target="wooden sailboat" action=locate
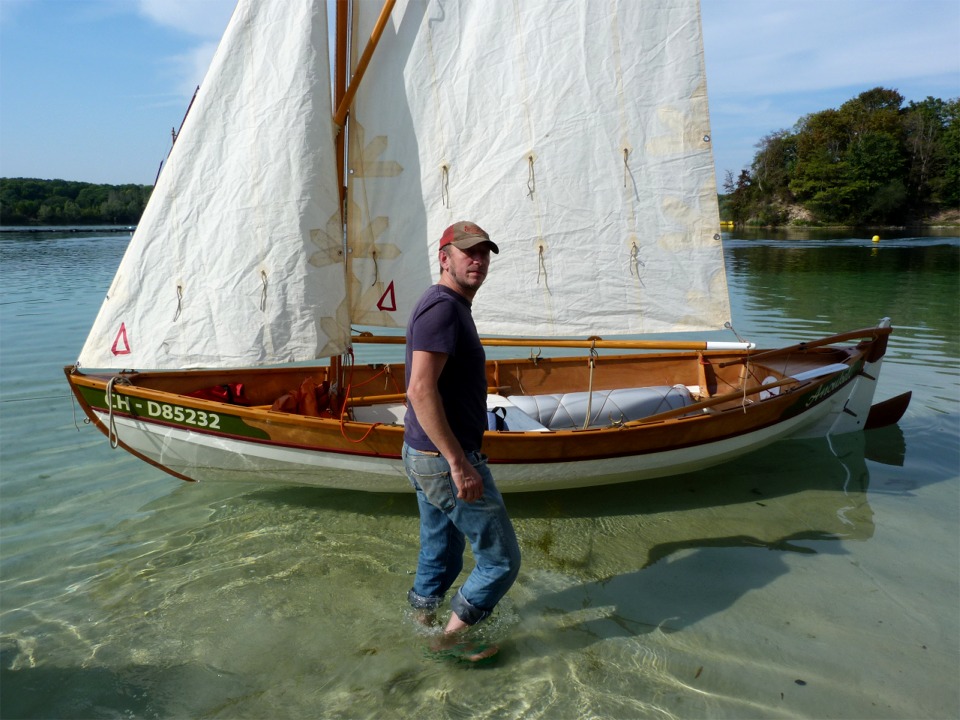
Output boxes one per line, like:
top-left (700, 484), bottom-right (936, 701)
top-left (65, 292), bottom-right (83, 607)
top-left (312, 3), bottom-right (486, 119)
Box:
top-left (65, 0), bottom-right (909, 493)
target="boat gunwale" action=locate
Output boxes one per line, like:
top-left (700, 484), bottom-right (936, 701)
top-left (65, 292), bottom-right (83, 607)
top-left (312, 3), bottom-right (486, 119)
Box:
top-left (64, 337), bottom-right (874, 468)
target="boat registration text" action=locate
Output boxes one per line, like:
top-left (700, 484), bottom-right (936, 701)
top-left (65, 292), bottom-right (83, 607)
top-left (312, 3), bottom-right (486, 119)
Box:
top-left (108, 393), bottom-right (222, 430)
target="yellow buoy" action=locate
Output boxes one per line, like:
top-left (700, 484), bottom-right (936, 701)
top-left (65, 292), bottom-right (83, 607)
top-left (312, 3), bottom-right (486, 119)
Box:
top-left (872, 235), bottom-right (880, 242)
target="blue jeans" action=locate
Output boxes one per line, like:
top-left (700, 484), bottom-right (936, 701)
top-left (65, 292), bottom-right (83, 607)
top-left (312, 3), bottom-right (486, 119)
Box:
top-left (402, 443), bottom-right (521, 625)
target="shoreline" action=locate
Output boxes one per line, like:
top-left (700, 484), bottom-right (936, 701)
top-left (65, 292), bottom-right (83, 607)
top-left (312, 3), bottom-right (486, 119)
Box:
top-left (0, 226), bottom-right (135, 233)
top-left (4, 223), bottom-right (958, 234)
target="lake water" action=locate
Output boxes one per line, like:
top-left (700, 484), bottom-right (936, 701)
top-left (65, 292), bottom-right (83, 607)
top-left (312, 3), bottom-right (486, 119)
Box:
top-left (1, 228), bottom-right (957, 719)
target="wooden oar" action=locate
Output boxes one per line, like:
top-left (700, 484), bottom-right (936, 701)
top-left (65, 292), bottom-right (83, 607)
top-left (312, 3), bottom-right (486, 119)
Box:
top-left (623, 375), bottom-right (807, 426)
top-left (717, 326), bottom-right (890, 368)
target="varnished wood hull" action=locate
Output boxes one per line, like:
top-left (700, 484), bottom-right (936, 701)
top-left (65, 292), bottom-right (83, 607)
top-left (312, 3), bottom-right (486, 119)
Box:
top-left (65, 324), bottom-right (898, 492)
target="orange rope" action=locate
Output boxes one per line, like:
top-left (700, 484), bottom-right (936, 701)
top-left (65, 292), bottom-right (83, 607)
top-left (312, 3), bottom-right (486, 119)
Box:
top-left (336, 351), bottom-right (402, 444)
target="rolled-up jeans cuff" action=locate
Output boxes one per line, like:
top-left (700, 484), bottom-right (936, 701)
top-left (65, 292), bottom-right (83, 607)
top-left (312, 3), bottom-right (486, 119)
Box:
top-left (451, 589), bottom-right (491, 626)
top-left (408, 588), bottom-right (444, 610)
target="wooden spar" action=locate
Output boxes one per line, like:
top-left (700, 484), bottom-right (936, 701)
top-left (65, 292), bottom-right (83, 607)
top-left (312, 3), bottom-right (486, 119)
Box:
top-left (716, 325), bottom-right (890, 368)
top-left (333, 0), bottom-right (397, 129)
top-left (334, 0), bottom-right (349, 210)
top-left (351, 334), bottom-right (740, 351)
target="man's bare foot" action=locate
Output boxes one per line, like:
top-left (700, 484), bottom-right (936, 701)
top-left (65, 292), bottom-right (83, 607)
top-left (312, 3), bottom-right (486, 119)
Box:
top-left (428, 638), bottom-right (499, 664)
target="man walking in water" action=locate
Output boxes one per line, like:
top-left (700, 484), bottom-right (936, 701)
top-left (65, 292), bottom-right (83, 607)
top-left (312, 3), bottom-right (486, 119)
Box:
top-left (402, 221), bottom-right (521, 663)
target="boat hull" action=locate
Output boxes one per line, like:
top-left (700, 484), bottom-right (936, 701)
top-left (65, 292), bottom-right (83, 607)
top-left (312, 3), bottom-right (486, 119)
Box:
top-left (65, 325), bottom-right (898, 493)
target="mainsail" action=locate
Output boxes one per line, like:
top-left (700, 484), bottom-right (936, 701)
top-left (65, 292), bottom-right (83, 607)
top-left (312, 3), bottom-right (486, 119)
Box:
top-left (78, 0), bottom-right (730, 370)
top-left (347, 0), bottom-right (730, 337)
top-left (77, 0), bottom-right (348, 370)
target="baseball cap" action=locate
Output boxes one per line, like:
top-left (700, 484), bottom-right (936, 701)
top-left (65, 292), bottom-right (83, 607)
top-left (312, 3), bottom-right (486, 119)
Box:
top-left (438, 221), bottom-right (499, 254)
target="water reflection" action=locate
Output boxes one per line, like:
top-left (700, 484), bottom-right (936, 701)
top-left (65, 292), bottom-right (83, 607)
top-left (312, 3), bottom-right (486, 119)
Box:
top-left (0, 657), bottom-right (246, 720)
top-left (245, 429), bottom-right (882, 588)
top-left (725, 240), bottom-right (960, 352)
top-left (2, 229), bottom-right (956, 718)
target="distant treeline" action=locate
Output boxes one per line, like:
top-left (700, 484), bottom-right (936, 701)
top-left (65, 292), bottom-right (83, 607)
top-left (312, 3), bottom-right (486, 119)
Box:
top-left (0, 178), bottom-right (152, 226)
top-left (5, 87), bottom-right (958, 230)
top-left (720, 88), bottom-right (959, 227)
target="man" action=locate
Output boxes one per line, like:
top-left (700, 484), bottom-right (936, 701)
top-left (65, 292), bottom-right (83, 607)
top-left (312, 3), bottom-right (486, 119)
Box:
top-left (402, 220), bottom-right (521, 663)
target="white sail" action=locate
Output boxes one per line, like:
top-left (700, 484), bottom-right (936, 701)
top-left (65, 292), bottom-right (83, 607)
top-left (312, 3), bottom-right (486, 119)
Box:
top-left (347, 0), bottom-right (730, 337)
top-left (78, 0), bottom-right (348, 370)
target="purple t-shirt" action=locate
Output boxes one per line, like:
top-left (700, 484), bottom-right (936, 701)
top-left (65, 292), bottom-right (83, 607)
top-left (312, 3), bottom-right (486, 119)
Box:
top-left (404, 284), bottom-right (487, 454)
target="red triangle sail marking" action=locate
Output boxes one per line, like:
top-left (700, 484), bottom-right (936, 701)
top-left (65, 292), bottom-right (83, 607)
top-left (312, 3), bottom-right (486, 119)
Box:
top-left (376, 281), bottom-right (397, 312)
top-left (111, 323), bottom-right (131, 355)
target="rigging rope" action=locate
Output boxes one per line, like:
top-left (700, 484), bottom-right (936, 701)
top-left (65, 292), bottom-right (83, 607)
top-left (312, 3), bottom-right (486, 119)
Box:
top-left (104, 376), bottom-right (132, 449)
top-left (582, 341), bottom-right (599, 430)
top-left (526, 154), bottom-right (536, 198)
top-left (629, 240), bottom-right (645, 282)
top-left (440, 164), bottom-right (450, 207)
top-left (336, 349), bottom-right (402, 444)
top-left (173, 284), bottom-right (183, 322)
top-left (536, 244), bottom-right (549, 290)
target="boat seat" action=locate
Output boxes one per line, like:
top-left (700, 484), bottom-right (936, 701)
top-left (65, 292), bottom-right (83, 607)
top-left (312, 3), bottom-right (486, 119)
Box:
top-left (503, 385), bottom-right (694, 430)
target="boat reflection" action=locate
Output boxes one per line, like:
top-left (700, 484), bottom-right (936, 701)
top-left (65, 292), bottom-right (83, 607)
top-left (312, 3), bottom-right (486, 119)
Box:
top-left (250, 426), bottom-right (899, 582)
top-left (493, 431), bottom-right (883, 582)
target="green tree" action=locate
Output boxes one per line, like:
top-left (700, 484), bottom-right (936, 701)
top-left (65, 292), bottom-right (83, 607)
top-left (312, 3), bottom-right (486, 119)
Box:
top-left (752, 130), bottom-right (796, 202)
top-left (941, 98), bottom-right (960, 207)
top-left (721, 169), bottom-right (756, 226)
top-left (0, 177), bottom-right (153, 225)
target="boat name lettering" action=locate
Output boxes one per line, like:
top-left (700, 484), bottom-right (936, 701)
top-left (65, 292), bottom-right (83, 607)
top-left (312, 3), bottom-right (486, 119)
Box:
top-left (804, 366), bottom-right (856, 407)
top-left (145, 400), bottom-right (222, 430)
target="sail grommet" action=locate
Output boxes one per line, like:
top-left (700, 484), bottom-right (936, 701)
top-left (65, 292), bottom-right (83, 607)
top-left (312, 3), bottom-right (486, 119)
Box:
top-left (702, 134), bottom-right (711, 142)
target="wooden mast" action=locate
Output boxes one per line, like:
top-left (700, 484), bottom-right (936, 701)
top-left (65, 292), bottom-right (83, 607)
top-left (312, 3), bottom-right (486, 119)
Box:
top-left (334, 0), bottom-right (349, 213)
top-left (331, 0), bottom-right (350, 394)
top-left (332, 0), bottom-right (398, 396)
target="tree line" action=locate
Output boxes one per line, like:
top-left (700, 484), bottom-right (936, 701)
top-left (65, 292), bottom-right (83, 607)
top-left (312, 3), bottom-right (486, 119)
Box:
top-left (0, 178), bottom-right (152, 226)
top-left (721, 88), bottom-right (959, 227)
top-left (4, 88), bottom-right (957, 229)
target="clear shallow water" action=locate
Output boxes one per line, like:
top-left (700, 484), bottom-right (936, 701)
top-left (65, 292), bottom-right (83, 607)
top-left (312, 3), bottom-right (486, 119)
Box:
top-left (1, 229), bottom-right (957, 719)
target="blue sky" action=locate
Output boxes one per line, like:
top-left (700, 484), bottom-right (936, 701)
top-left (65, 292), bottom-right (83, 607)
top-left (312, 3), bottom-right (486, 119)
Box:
top-left (1, 0), bottom-right (958, 187)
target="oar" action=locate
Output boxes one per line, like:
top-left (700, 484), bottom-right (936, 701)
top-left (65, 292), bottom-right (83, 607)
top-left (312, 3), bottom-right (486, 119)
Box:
top-left (717, 326), bottom-right (890, 368)
top-left (623, 375), bottom-right (809, 426)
